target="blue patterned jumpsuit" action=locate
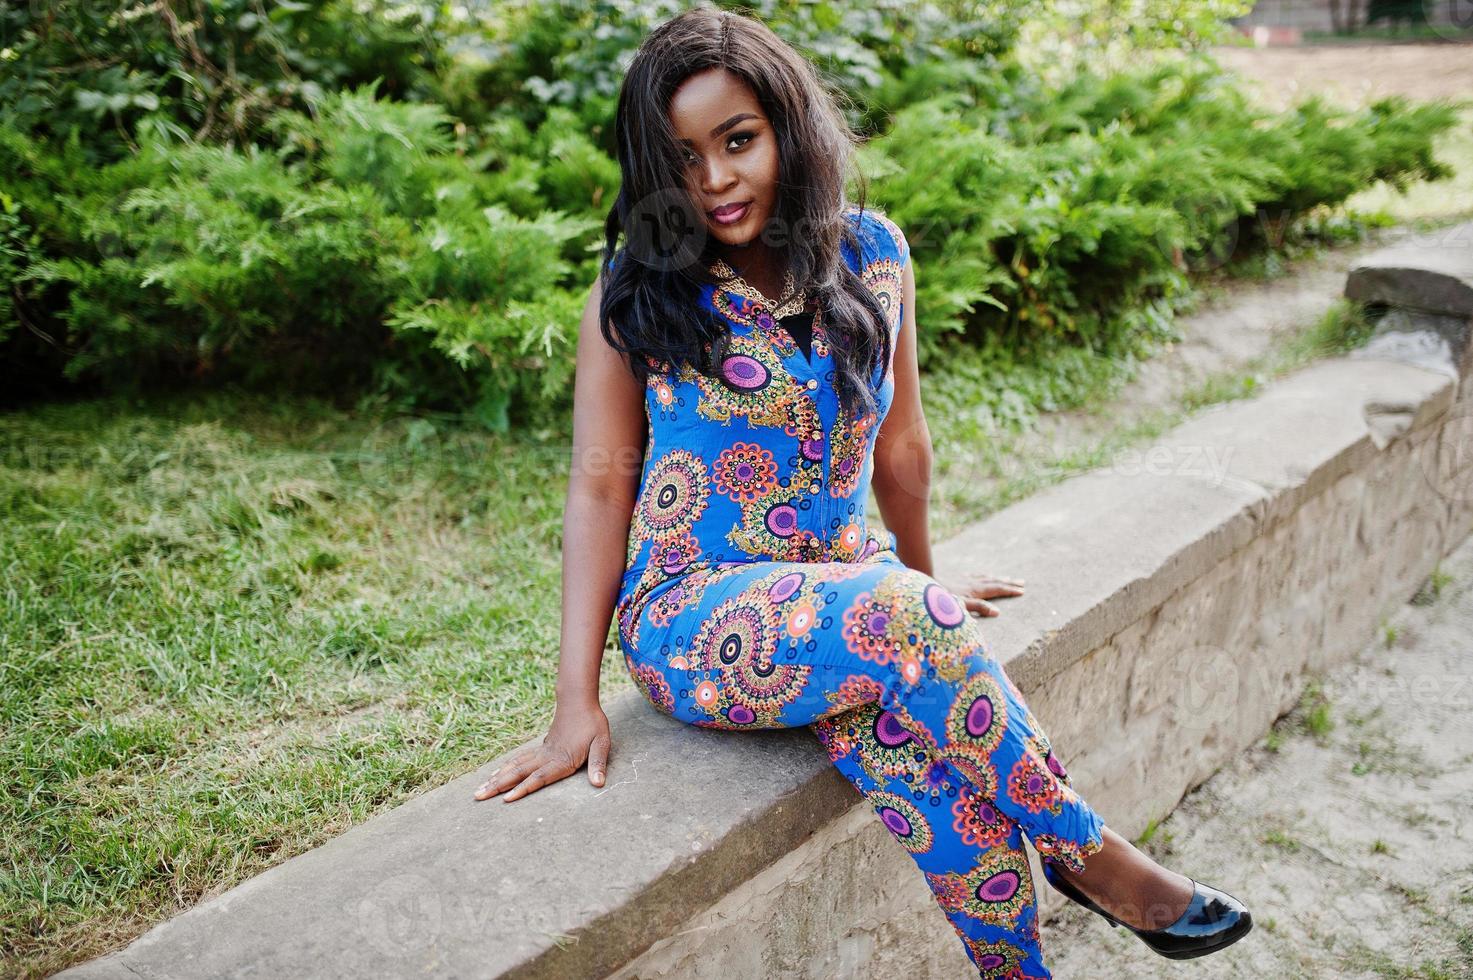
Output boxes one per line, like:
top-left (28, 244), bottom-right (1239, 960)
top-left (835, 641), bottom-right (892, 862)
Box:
top-left (614, 205), bottom-right (1107, 978)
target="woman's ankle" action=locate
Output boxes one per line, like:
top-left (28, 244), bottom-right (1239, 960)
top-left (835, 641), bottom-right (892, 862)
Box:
top-left (1047, 829), bottom-right (1194, 931)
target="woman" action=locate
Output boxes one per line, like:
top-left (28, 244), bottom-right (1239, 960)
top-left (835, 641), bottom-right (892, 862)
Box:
top-left (472, 8), bottom-right (1251, 977)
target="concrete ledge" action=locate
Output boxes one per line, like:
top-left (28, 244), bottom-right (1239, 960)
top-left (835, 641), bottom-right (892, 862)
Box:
top-left (1345, 222), bottom-right (1473, 318)
top-left (1346, 221), bottom-right (1473, 380)
top-left (62, 239), bottom-right (1473, 979)
top-left (59, 692), bottom-right (859, 980)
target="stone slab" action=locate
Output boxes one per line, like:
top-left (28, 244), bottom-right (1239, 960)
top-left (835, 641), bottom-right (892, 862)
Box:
top-left (1344, 221), bottom-right (1473, 319)
top-left (933, 357), bottom-right (1454, 691)
top-left (56, 695), bottom-right (858, 980)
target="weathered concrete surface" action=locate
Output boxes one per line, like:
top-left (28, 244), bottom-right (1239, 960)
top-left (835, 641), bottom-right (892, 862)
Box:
top-left (607, 804), bottom-right (980, 979)
top-left (1049, 528), bottom-right (1473, 978)
top-left (1015, 361), bottom-right (1464, 838)
top-left (937, 357), bottom-right (1458, 697)
top-left (1346, 222), bottom-right (1473, 381)
top-left (604, 355), bottom-right (1470, 979)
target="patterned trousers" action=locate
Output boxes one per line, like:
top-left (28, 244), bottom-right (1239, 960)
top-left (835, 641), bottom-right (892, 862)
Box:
top-left (620, 556), bottom-right (1107, 978)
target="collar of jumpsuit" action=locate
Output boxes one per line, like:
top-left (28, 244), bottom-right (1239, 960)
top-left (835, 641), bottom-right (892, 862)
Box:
top-left (618, 205), bottom-right (907, 633)
top-left (707, 257), bottom-right (818, 363)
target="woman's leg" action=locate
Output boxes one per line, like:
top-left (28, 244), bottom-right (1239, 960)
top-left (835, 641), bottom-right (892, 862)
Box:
top-left (802, 605), bottom-right (1106, 979)
top-left (622, 558), bottom-right (1106, 978)
top-left (810, 700), bottom-right (1060, 978)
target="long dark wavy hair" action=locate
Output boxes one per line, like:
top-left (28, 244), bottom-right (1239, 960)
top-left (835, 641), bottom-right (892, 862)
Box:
top-left (597, 5), bottom-right (894, 421)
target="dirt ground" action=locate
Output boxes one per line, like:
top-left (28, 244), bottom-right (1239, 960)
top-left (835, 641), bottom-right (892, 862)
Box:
top-left (1213, 43), bottom-right (1473, 111)
top-left (1043, 528), bottom-right (1473, 978)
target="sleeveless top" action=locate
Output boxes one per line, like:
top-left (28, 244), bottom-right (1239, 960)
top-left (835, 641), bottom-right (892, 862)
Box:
top-left (612, 205), bottom-right (911, 646)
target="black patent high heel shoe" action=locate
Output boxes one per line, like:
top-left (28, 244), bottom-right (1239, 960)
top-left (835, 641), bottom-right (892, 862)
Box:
top-left (1040, 858), bottom-right (1253, 960)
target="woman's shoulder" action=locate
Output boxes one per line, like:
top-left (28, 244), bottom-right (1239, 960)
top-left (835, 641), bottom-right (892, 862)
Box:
top-left (841, 203), bottom-right (910, 270)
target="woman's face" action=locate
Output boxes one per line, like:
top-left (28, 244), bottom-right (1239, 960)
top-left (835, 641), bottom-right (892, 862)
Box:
top-left (667, 67), bottom-right (779, 252)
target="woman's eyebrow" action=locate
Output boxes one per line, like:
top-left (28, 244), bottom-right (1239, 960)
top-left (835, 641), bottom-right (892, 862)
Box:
top-left (679, 112), bottom-right (759, 144)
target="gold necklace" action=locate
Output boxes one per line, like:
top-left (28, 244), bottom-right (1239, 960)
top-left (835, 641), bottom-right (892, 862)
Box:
top-left (709, 257), bottom-right (808, 318)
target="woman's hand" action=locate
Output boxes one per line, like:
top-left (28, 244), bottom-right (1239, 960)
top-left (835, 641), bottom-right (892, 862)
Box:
top-left (472, 697), bottom-right (612, 804)
top-left (937, 571), bottom-right (1026, 618)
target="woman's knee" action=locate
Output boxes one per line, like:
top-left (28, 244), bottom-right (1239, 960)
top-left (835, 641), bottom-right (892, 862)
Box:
top-left (840, 566), bottom-right (989, 685)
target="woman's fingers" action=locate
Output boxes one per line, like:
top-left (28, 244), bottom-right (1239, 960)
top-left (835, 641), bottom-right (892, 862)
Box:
top-left (472, 707), bottom-right (611, 803)
top-left (968, 574), bottom-right (1024, 599)
top-left (587, 731), bottom-right (611, 787)
top-left (474, 752), bottom-right (532, 800)
top-left (966, 595), bottom-right (1000, 617)
top-left (501, 760), bottom-right (568, 803)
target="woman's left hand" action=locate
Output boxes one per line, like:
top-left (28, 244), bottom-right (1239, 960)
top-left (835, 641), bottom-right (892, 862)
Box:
top-left (937, 572), bottom-right (1026, 618)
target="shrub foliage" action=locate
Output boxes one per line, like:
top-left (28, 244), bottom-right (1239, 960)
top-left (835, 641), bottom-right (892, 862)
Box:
top-left (0, 1), bottom-right (1457, 426)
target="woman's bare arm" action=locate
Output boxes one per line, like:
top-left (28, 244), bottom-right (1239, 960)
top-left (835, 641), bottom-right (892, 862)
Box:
top-left (872, 255), bottom-right (1025, 615)
top-left (554, 276), bottom-right (647, 706)
top-left (474, 274), bottom-right (645, 803)
top-left (873, 254), bottom-right (936, 576)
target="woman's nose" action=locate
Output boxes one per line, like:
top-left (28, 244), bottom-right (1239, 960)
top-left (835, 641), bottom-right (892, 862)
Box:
top-left (701, 158), bottom-right (735, 193)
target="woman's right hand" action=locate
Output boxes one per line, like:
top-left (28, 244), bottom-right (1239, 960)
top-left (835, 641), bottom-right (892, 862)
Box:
top-left (472, 698), bottom-right (612, 803)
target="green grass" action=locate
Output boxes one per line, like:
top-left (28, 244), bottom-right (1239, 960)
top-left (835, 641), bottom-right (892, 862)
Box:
top-left (1411, 563), bottom-right (1454, 605)
top-left (0, 392), bottom-right (639, 976)
top-left (1261, 827), bottom-right (1303, 853)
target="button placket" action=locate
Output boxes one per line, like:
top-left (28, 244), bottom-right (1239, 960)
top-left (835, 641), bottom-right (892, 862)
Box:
top-left (814, 373), bottom-right (834, 560)
top-left (711, 267), bottom-right (833, 557)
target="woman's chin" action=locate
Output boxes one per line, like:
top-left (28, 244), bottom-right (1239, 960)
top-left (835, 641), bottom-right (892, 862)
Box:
top-left (708, 223), bottom-right (753, 245)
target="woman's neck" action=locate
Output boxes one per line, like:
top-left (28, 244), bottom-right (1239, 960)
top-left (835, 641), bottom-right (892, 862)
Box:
top-left (717, 243), bottom-right (787, 304)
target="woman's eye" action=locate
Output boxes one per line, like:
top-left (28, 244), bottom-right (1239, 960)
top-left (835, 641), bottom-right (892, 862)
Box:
top-left (683, 132), bottom-right (755, 165)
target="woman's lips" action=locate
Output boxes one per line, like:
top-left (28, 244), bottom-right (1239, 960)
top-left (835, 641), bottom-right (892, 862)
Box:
top-left (709, 201), bottom-right (752, 225)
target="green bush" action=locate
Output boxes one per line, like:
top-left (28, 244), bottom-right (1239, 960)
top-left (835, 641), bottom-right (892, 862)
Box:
top-left (0, 6), bottom-right (1458, 427)
top-left (2, 91), bottom-right (601, 427)
top-left (0, 0), bottom-right (451, 164)
top-left (861, 57), bottom-right (1456, 367)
